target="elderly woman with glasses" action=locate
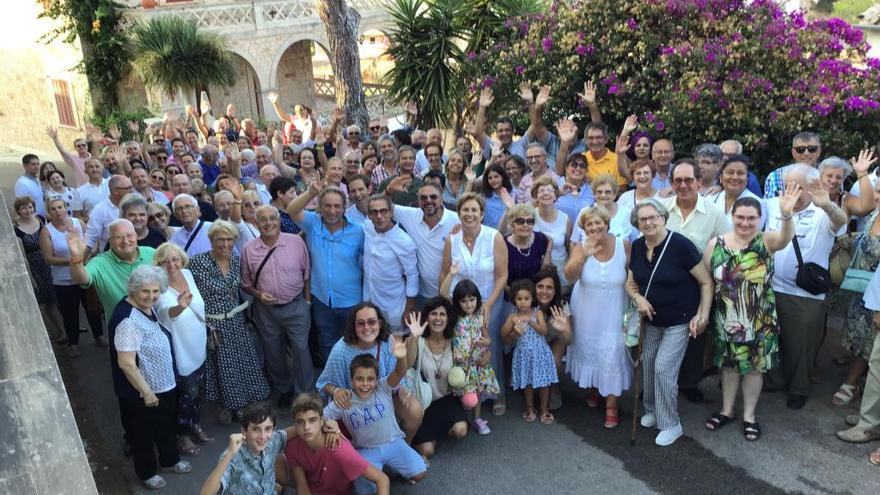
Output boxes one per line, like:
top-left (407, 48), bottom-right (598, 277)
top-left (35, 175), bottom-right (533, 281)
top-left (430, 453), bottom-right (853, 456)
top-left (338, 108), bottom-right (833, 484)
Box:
top-left (531, 176), bottom-right (572, 291)
top-left (188, 220), bottom-right (270, 425)
top-left (153, 242), bottom-right (212, 456)
top-left (572, 174), bottom-right (637, 247)
top-left (109, 265), bottom-right (191, 489)
top-left (625, 198), bottom-right (714, 447)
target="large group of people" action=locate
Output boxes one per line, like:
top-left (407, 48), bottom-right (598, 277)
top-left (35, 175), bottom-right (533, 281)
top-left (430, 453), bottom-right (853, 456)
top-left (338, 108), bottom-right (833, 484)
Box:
top-left (12, 83), bottom-right (880, 493)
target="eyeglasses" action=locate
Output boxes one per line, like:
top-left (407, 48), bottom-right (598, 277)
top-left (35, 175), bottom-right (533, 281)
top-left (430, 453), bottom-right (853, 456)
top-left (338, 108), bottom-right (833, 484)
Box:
top-left (513, 217), bottom-right (535, 226)
top-left (526, 155), bottom-right (544, 162)
top-left (419, 194), bottom-right (439, 201)
top-left (74, 143), bottom-right (87, 148)
top-left (638, 214), bottom-right (662, 224)
top-left (154, 139), bottom-right (165, 144)
top-left (174, 204), bottom-right (196, 211)
top-left (569, 161), bottom-right (588, 169)
top-left (356, 318), bottom-right (379, 327)
top-left (148, 212), bottom-right (165, 220)
top-left (156, 155), bottom-right (168, 161)
top-left (673, 177), bottom-right (696, 186)
top-left (349, 131), bottom-right (360, 135)
top-left (255, 216), bottom-right (279, 224)
top-left (370, 126), bottom-right (381, 131)
top-left (793, 145), bottom-right (820, 154)
top-left (150, 174), bottom-right (165, 180)
top-left (369, 208), bottom-right (390, 216)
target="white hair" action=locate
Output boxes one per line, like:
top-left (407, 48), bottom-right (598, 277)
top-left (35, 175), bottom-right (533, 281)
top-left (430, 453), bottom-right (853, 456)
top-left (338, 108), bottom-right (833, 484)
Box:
top-left (171, 193), bottom-right (198, 210)
top-left (241, 149), bottom-right (256, 162)
top-left (127, 265), bottom-right (168, 295)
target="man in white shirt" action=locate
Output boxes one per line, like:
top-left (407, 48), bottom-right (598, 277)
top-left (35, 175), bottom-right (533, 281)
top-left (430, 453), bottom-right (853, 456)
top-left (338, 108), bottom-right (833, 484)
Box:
top-left (391, 182), bottom-right (460, 304)
top-left (86, 175), bottom-right (132, 254)
top-left (131, 167), bottom-right (169, 205)
top-left (415, 128), bottom-right (447, 175)
top-left (362, 195), bottom-right (419, 331)
top-left (661, 159), bottom-right (731, 403)
top-left (169, 194), bottom-right (213, 257)
top-left (14, 154), bottom-right (46, 216)
top-left (72, 158), bottom-right (109, 223)
top-left (257, 165), bottom-right (279, 205)
top-left (836, 268), bottom-right (880, 451)
top-left (765, 164), bottom-right (847, 410)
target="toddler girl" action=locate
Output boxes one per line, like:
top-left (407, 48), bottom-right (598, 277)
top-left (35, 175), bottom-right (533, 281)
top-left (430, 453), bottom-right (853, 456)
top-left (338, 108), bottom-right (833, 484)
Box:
top-left (502, 279), bottom-right (558, 425)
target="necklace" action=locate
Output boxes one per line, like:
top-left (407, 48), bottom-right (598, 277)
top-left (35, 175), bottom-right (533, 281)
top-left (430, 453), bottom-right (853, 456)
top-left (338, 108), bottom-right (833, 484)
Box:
top-left (427, 338), bottom-right (447, 379)
top-left (511, 234), bottom-right (533, 257)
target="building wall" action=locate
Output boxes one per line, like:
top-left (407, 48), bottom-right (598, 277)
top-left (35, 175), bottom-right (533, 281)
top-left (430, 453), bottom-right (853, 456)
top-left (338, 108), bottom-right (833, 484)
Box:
top-left (277, 41), bottom-right (318, 115)
top-left (208, 54), bottom-right (263, 122)
top-left (0, 2), bottom-right (91, 153)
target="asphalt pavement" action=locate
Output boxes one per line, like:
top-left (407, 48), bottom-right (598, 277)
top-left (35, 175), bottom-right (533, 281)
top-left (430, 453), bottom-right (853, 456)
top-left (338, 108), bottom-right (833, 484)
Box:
top-left (52, 317), bottom-right (878, 495)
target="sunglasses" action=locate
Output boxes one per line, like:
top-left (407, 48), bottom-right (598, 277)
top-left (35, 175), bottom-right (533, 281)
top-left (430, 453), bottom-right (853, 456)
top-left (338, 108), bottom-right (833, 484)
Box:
top-left (569, 161), bottom-right (588, 169)
top-left (370, 126), bottom-right (381, 131)
top-left (419, 194), bottom-right (439, 201)
top-left (673, 177), bottom-right (696, 185)
top-left (513, 217), bottom-right (535, 226)
top-left (793, 145), bottom-right (820, 154)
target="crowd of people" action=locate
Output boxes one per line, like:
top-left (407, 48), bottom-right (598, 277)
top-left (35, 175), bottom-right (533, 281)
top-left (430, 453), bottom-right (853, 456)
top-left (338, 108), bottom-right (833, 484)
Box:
top-left (11, 83), bottom-right (880, 493)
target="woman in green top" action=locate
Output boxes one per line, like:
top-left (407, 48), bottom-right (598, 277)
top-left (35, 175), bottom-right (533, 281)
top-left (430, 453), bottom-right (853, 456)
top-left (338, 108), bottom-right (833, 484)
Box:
top-left (703, 185), bottom-right (798, 441)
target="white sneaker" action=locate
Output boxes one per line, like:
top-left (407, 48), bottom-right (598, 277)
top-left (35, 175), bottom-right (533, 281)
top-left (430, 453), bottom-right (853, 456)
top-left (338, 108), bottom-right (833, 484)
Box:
top-left (655, 423), bottom-right (683, 446)
top-left (142, 475), bottom-right (166, 490)
top-left (640, 413), bottom-right (656, 428)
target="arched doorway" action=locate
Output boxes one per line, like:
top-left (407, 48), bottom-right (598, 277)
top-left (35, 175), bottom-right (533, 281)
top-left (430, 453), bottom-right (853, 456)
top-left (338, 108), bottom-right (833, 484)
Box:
top-left (207, 53), bottom-right (263, 121)
top-left (276, 40), bottom-right (333, 118)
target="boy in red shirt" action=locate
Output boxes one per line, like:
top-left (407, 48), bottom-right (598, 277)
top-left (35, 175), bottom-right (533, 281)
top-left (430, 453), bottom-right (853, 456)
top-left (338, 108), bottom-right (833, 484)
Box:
top-left (282, 393), bottom-right (390, 495)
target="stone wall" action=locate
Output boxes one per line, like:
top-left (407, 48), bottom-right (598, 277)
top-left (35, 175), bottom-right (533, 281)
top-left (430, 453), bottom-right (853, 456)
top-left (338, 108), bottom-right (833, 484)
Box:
top-left (208, 55), bottom-right (263, 123)
top-left (276, 40), bottom-right (318, 117)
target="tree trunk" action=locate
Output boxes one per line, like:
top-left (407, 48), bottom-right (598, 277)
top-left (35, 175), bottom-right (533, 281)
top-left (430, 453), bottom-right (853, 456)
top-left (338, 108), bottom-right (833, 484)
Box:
top-left (316, 0), bottom-right (369, 131)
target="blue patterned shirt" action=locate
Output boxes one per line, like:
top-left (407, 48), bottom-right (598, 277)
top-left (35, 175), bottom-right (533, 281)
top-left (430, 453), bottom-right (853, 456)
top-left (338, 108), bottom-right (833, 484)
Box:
top-left (220, 430), bottom-right (287, 495)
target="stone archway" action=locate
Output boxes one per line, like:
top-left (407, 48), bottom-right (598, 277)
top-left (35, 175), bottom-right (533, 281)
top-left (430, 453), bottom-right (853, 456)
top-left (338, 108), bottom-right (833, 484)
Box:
top-left (208, 53), bottom-right (263, 121)
top-left (274, 39), bottom-right (334, 117)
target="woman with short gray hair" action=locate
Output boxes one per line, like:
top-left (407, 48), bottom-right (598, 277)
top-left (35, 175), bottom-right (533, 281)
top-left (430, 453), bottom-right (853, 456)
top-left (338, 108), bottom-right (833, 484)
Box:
top-left (625, 199), bottom-right (714, 447)
top-left (109, 265), bottom-right (191, 490)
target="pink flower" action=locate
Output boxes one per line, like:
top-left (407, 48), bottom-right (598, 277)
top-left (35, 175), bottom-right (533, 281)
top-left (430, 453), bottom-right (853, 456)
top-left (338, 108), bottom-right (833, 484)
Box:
top-left (541, 36), bottom-right (553, 53)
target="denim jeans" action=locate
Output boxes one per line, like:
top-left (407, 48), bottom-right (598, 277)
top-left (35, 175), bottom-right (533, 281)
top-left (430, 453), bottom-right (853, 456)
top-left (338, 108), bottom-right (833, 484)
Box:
top-left (311, 299), bottom-right (354, 362)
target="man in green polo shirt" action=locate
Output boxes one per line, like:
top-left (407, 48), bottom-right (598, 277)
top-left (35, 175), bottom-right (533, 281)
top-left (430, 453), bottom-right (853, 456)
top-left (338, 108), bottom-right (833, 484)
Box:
top-left (68, 218), bottom-right (156, 323)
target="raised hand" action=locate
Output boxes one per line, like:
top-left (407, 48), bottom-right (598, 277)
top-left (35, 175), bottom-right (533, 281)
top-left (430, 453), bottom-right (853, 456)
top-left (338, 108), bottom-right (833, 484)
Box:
top-left (308, 176), bottom-right (327, 195)
top-left (404, 311), bottom-right (428, 338)
top-left (332, 108), bottom-right (343, 123)
top-left (267, 91), bottom-right (278, 104)
top-left (464, 164), bottom-right (476, 182)
top-left (498, 187), bottom-right (514, 207)
top-left (470, 152), bottom-right (482, 167)
top-left (479, 87), bottom-right (494, 108)
top-left (390, 334), bottom-right (408, 359)
top-left (66, 229), bottom-right (87, 260)
top-left (577, 80), bottom-right (597, 105)
top-left (535, 85), bottom-right (551, 108)
top-left (622, 114), bottom-right (638, 134)
top-left (851, 149), bottom-right (877, 175)
top-left (549, 305), bottom-right (567, 329)
top-left (518, 82), bottom-right (534, 103)
top-left (226, 103), bottom-right (236, 118)
top-left (127, 120), bottom-right (140, 134)
top-left (405, 100), bottom-right (418, 116)
top-left (230, 182), bottom-right (244, 199)
top-left (615, 133), bottom-right (631, 154)
top-left (108, 123), bottom-right (121, 141)
top-left (44, 126), bottom-right (58, 140)
top-left (226, 433), bottom-right (245, 455)
top-left (779, 181), bottom-right (801, 218)
top-left (582, 234), bottom-right (600, 258)
top-left (177, 289), bottom-right (193, 310)
top-left (556, 118), bottom-right (578, 144)
top-left (314, 131), bottom-right (326, 146)
top-left (806, 178), bottom-right (831, 208)
top-left (185, 104), bottom-right (196, 117)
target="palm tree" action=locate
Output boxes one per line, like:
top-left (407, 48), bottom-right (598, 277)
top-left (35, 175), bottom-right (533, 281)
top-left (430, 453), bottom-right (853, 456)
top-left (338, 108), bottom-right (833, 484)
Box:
top-left (128, 16), bottom-right (236, 102)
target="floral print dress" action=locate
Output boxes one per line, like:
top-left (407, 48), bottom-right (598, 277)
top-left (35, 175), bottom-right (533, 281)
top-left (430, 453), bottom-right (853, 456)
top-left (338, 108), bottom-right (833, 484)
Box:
top-left (842, 211), bottom-right (880, 361)
top-left (709, 234), bottom-right (779, 375)
top-left (452, 314), bottom-right (500, 399)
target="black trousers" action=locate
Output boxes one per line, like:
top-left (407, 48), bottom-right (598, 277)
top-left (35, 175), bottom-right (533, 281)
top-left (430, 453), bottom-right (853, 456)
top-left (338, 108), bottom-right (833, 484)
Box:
top-left (677, 331), bottom-right (707, 389)
top-left (54, 284), bottom-right (103, 345)
top-left (118, 389), bottom-right (180, 480)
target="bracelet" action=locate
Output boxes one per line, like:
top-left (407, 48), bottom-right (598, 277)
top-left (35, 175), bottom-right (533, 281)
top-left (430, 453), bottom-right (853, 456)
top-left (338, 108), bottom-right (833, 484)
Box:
top-left (780, 214), bottom-right (793, 221)
top-left (233, 200), bottom-right (242, 205)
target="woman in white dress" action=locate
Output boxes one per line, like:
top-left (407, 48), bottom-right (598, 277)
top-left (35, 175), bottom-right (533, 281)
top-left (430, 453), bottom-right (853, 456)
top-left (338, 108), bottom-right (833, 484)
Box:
top-left (564, 204), bottom-right (632, 429)
top-left (153, 242), bottom-right (212, 456)
top-left (441, 192), bottom-right (510, 415)
top-left (531, 175), bottom-right (573, 292)
top-left (572, 174), bottom-right (637, 246)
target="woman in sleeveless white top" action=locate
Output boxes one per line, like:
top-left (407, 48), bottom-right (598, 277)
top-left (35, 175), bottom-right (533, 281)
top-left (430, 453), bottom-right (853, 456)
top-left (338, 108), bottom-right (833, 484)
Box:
top-left (46, 216), bottom-right (82, 285)
top-left (564, 204), bottom-right (632, 427)
top-left (441, 194), bottom-right (510, 414)
top-left (534, 202), bottom-right (571, 291)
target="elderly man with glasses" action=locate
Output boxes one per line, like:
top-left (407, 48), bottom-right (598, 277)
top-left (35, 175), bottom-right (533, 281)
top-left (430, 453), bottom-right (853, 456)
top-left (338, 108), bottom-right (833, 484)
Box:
top-left (515, 143), bottom-right (559, 204)
top-left (86, 174), bottom-right (133, 255)
top-left (169, 194), bottom-right (213, 257)
top-left (764, 132), bottom-right (823, 199)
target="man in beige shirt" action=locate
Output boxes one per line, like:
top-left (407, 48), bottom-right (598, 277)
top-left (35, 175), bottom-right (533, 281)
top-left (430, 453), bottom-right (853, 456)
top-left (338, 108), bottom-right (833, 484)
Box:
top-left (662, 159), bottom-right (731, 404)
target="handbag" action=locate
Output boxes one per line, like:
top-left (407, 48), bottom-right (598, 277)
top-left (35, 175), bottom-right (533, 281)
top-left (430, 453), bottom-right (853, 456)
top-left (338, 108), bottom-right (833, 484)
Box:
top-left (829, 233), bottom-right (858, 286)
top-left (623, 233), bottom-right (671, 347)
top-left (190, 307), bottom-right (222, 352)
top-left (403, 338), bottom-right (434, 410)
top-left (839, 231), bottom-right (874, 293)
top-left (792, 235), bottom-right (832, 295)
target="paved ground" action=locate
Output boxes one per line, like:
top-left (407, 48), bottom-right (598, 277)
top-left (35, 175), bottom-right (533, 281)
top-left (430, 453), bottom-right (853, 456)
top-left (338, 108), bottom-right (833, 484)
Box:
top-left (47, 318), bottom-right (878, 495)
top-left (4, 152), bottom-right (878, 494)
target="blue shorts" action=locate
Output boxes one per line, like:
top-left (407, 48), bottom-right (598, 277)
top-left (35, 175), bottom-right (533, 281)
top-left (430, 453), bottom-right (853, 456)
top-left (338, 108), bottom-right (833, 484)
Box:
top-left (353, 437), bottom-right (426, 494)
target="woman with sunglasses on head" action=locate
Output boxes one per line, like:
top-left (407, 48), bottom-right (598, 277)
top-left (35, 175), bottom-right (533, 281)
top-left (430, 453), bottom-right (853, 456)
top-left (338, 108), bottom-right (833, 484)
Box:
top-left (38, 161), bottom-right (59, 193)
top-left (503, 155), bottom-right (526, 192)
top-left (555, 154), bottom-right (596, 229)
top-left (149, 169), bottom-right (173, 202)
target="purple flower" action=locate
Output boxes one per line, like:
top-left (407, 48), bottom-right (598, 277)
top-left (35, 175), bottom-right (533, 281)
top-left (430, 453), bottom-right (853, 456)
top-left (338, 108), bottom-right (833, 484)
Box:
top-left (467, 51), bottom-right (476, 60)
top-left (643, 111), bottom-right (657, 123)
top-left (575, 45), bottom-right (587, 56)
top-left (626, 18), bottom-right (639, 30)
top-left (660, 46), bottom-right (675, 56)
top-left (578, 32), bottom-right (586, 41)
top-left (769, 111), bottom-right (778, 123)
top-left (818, 84), bottom-right (831, 95)
top-left (608, 85), bottom-right (620, 95)
top-left (655, 120), bottom-right (666, 131)
top-left (541, 36), bottom-right (553, 53)
top-left (585, 44), bottom-right (595, 55)
top-left (482, 76), bottom-right (496, 88)
top-left (705, 52), bottom-right (717, 64)
top-left (515, 65), bottom-right (525, 75)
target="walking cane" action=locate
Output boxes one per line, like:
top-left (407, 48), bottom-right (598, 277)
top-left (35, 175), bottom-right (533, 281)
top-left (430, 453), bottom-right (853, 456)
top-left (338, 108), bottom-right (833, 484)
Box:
top-left (630, 317), bottom-right (646, 446)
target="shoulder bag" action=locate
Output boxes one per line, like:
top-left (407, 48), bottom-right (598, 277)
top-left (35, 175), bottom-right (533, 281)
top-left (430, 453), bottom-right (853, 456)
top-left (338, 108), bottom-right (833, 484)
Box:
top-left (246, 246), bottom-right (278, 323)
top-left (792, 235), bottom-right (832, 295)
top-left (623, 233), bottom-right (671, 347)
top-left (402, 338), bottom-right (434, 410)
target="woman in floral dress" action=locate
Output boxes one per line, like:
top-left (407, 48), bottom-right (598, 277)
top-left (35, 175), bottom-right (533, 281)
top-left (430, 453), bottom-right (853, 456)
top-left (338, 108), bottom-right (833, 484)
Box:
top-left (703, 188), bottom-right (797, 441)
top-left (188, 221), bottom-right (269, 425)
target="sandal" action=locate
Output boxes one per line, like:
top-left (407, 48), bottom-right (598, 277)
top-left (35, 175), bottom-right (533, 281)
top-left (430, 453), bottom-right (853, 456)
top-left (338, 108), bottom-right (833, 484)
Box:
top-left (177, 436), bottom-right (200, 457)
top-left (540, 411), bottom-right (555, 425)
top-left (743, 421), bottom-right (761, 441)
top-left (492, 399), bottom-right (507, 416)
top-left (705, 412), bottom-right (736, 431)
top-left (142, 475), bottom-right (166, 490)
top-left (604, 406), bottom-right (619, 429)
top-left (586, 390), bottom-right (600, 408)
top-left (191, 425), bottom-right (215, 444)
top-left (522, 409), bottom-right (537, 423)
top-left (836, 426), bottom-right (880, 443)
top-left (870, 448), bottom-right (880, 466)
top-left (832, 383), bottom-right (860, 406)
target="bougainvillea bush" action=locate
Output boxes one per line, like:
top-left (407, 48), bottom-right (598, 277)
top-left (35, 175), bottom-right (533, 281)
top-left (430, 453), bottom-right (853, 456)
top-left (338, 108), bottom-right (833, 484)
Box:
top-left (465, 0), bottom-right (880, 174)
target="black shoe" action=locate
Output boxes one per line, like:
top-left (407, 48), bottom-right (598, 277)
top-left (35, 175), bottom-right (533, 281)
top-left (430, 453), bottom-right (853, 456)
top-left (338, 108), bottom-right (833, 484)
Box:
top-left (277, 391), bottom-right (294, 409)
top-left (682, 388), bottom-right (704, 404)
top-left (786, 394), bottom-right (807, 410)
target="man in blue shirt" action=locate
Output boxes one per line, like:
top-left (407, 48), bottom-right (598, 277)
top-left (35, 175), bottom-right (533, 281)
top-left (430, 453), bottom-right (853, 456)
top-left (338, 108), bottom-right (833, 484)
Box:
top-left (286, 179), bottom-right (364, 362)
